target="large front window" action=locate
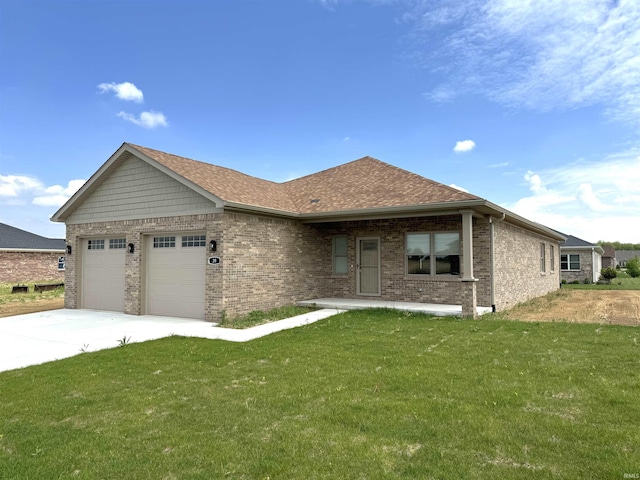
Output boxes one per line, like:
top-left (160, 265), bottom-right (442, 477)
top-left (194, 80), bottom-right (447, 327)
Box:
top-left (406, 232), bottom-right (460, 276)
top-left (561, 254), bottom-right (580, 271)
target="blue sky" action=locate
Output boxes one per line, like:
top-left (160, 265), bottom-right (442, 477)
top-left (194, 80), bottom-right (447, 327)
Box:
top-left (1, 0), bottom-right (639, 243)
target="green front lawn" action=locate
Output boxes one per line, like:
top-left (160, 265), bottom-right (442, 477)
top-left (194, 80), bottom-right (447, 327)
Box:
top-left (563, 271), bottom-right (640, 290)
top-left (1, 310), bottom-right (638, 479)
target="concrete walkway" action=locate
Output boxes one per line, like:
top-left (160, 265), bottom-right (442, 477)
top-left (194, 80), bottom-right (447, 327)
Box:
top-left (0, 308), bottom-right (344, 373)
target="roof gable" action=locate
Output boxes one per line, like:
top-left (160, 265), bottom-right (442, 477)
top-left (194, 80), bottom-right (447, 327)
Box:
top-left (283, 156), bottom-right (480, 214)
top-left (0, 223), bottom-right (65, 250)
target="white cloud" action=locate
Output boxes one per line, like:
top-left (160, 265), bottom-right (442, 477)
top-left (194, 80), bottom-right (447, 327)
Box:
top-left (117, 111), bottom-right (168, 129)
top-left (97, 82), bottom-right (144, 103)
top-left (408, 0), bottom-right (640, 126)
top-left (0, 175), bottom-right (43, 197)
top-left (453, 140), bottom-right (475, 152)
top-left (1, 175), bottom-right (85, 208)
top-left (449, 183), bottom-right (469, 192)
top-left (503, 150), bottom-right (640, 242)
top-left (488, 162), bottom-right (509, 168)
top-left (33, 179), bottom-right (86, 207)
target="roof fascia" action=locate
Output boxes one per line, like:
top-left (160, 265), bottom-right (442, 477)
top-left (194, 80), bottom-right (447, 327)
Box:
top-left (560, 245), bottom-right (605, 254)
top-left (223, 202), bottom-right (300, 218)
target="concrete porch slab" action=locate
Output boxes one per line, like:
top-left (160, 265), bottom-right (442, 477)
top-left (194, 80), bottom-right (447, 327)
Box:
top-left (298, 298), bottom-right (492, 317)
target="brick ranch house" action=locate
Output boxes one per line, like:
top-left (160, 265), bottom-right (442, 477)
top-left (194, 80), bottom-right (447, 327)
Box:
top-left (558, 234), bottom-right (604, 284)
top-left (52, 143), bottom-right (563, 322)
top-left (0, 222), bottom-right (65, 283)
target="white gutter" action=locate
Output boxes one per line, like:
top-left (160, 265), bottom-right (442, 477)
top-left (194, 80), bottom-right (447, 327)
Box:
top-left (489, 213), bottom-right (506, 311)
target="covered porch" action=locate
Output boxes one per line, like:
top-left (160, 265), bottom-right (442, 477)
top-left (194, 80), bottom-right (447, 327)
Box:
top-left (298, 298), bottom-right (492, 317)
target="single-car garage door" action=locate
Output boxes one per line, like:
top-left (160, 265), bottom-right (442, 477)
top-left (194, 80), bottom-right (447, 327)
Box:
top-left (82, 238), bottom-right (126, 312)
top-left (146, 233), bottom-right (206, 320)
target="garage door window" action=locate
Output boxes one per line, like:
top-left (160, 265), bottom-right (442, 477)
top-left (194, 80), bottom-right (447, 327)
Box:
top-left (153, 236), bottom-right (176, 248)
top-left (182, 235), bottom-right (206, 247)
top-left (109, 238), bottom-right (126, 249)
top-left (87, 239), bottom-right (105, 250)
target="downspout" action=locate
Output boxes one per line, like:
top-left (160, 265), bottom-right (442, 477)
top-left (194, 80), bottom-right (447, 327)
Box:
top-left (489, 213), bottom-right (506, 312)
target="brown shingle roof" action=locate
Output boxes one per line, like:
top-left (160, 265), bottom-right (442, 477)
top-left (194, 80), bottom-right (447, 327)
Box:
top-left (129, 144), bottom-right (298, 213)
top-left (284, 156), bottom-right (480, 213)
top-left (128, 144), bottom-right (481, 216)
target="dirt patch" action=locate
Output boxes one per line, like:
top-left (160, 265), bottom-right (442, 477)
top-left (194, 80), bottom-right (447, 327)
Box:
top-left (501, 289), bottom-right (640, 326)
top-left (0, 297), bottom-right (64, 318)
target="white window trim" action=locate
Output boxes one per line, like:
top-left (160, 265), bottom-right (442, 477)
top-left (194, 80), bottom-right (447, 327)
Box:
top-left (561, 253), bottom-right (581, 271)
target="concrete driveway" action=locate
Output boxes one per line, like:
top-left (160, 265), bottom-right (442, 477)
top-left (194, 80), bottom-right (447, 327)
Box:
top-left (0, 308), bottom-right (344, 373)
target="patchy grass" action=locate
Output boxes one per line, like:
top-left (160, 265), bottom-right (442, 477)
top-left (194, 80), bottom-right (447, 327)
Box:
top-left (0, 282), bottom-right (65, 317)
top-left (218, 305), bottom-right (318, 329)
top-left (0, 310), bottom-right (638, 479)
top-left (562, 271), bottom-right (640, 290)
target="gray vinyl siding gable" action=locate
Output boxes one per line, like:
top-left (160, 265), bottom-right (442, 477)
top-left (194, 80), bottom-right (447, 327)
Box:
top-left (66, 154), bottom-right (220, 224)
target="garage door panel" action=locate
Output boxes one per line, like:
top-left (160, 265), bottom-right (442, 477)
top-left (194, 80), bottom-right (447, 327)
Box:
top-left (146, 234), bottom-right (206, 320)
top-left (82, 238), bottom-right (126, 312)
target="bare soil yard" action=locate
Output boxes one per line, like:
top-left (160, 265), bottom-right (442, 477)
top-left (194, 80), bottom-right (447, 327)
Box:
top-left (0, 296), bottom-right (64, 318)
top-left (500, 289), bottom-right (640, 326)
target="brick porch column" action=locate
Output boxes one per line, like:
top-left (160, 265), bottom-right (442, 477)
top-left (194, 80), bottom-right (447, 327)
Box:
top-left (460, 210), bottom-right (478, 318)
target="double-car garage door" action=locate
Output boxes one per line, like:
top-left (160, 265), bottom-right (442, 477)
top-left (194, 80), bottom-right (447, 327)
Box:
top-left (81, 233), bottom-right (206, 319)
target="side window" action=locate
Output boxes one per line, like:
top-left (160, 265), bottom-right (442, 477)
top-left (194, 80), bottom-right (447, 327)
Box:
top-left (332, 236), bottom-right (348, 275)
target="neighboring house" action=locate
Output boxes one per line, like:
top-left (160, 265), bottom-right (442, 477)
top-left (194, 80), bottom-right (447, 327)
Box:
top-left (51, 143), bottom-right (563, 321)
top-left (617, 250), bottom-right (640, 268)
top-left (601, 245), bottom-right (617, 269)
top-left (0, 223), bottom-right (66, 283)
top-left (559, 234), bottom-right (604, 284)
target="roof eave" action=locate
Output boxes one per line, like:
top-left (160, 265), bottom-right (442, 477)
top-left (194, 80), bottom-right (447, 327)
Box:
top-left (561, 245), bottom-right (605, 254)
top-left (223, 202), bottom-right (301, 218)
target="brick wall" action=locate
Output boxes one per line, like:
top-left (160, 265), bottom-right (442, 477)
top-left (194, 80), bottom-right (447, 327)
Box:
top-left (220, 212), bottom-right (325, 319)
top-left (560, 250), bottom-right (595, 283)
top-left (64, 211), bottom-right (561, 321)
top-left (303, 216), bottom-right (493, 307)
top-left (492, 220), bottom-right (560, 311)
top-left (0, 251), bottom-right (65, 283)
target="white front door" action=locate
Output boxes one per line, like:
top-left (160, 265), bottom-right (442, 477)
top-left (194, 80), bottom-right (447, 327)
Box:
top-left (357, 237), bottom-right (380, 296)
top-left (146, 233), bottom-right (206, 320)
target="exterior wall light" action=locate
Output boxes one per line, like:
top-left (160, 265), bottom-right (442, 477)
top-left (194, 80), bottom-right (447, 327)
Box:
top-left (66, 245), bottom-right (72, 254)
top-left (210, 240), bottom-right (217, 252)
top-left (128, 243), bottom-right (135, 254)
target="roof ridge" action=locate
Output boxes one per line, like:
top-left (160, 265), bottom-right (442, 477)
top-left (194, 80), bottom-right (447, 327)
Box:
top-left (126, 143), bottom-right (281, 186)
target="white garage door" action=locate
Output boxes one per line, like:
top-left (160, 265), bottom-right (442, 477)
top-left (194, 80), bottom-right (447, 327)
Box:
top-left (146, 234), bottom-right (206, 320)
top-left (82, 238), bottom-right (126, 312)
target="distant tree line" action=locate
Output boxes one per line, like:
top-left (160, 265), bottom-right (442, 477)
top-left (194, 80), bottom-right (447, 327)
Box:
top-left (597, 241), bottom-right (640, 250)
